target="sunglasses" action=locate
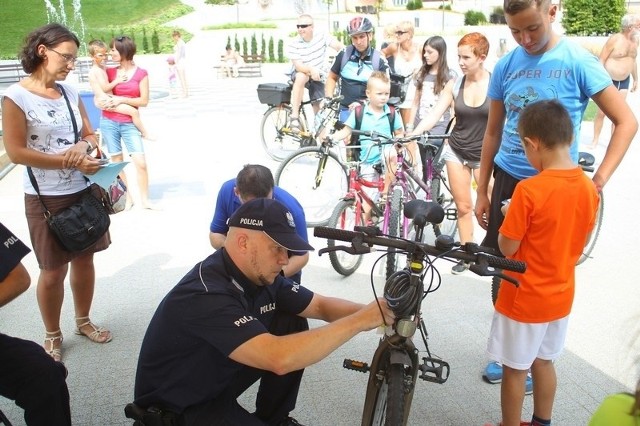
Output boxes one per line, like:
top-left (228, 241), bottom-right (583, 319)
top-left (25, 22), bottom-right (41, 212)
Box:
top-left (116, 36), bottom-right (130, 42)
top-left (296, 24), bottom-right (312, 29)
top-left (395, 31), bottom-right (408, 36)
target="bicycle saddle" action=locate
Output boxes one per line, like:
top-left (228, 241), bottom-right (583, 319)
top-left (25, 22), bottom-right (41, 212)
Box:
top-left (578, 151), bottom-right (595, 167)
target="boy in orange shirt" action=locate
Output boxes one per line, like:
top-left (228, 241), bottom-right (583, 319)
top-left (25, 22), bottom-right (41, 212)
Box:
top-left (486, 100), bottom-right (600, 426)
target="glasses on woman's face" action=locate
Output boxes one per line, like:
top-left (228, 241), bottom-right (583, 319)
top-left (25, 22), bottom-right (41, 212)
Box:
top-left (47, 48), bottom-right (77, 64)
top-left (395, 31), bottom-right (408, 36)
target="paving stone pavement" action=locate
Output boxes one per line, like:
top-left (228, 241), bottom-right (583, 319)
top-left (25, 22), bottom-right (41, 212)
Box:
top-left (1, 26), bottom-right (640, 426)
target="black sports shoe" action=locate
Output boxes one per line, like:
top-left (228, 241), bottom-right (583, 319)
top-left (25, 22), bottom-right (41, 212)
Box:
top-left (278, 417), bottom-right (305, 426)
top-left (451, 260), bottom-right (469, 275)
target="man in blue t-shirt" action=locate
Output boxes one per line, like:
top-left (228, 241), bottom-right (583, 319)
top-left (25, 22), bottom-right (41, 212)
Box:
top-left (473, 1), bottom-right (637, 425)
top-left (135, 199), bottom-right (394, 425)
top-left (209, 164), bottom-right (308, 283)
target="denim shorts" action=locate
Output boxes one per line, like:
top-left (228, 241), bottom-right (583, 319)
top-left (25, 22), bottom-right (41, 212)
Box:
top-left (100, 118), bottom-right (144, 156)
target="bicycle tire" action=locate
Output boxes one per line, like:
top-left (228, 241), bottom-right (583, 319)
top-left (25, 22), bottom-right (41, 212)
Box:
top-left (327, 199), bottom-right (364, 276)
top-left (275, 147), bottom-right (348, 227)
top-left (577, 191), bottom-right (604, 265)
top-left (385, 188), bottom-right (403, 280)
top-left (369, 363), bottom-right (406, 426)
top-left (432, 173), bottom-right (457, 238)
top-left (260, 105), bottom-right (311, 161)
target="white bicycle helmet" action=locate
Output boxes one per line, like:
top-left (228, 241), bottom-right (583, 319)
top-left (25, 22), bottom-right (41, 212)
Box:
top-left (347, 16), bottom-right (374, 36)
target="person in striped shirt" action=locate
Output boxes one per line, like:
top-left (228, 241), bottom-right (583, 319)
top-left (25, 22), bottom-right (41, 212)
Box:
top-left (287, 14), bottom-right (343, 131)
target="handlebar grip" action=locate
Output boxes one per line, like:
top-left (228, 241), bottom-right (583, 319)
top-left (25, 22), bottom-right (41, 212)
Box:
top-left (486, 256), bottom-right (526, 273)
top-left (314, 226), bottom-right (360, 242)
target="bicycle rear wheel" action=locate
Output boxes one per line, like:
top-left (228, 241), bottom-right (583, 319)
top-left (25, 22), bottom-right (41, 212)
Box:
top-left (367, 363), bottom-right (406, 426)
top-left (577, 191), bottom-right (604, 265)
top-left (275, 147), bottom-right (348, 227)
top-left (260, 105), bottom-right (310, 161)
top-left (327, 199), bottom-right (364, 276)
top-left (385, 188), bottom-right (403, 280)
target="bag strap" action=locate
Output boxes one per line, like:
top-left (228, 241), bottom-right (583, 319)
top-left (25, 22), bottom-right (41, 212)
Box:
top-left (58, 84), bottom-right (79, 141)
top-left (27, 84), bottom-right (83, 216)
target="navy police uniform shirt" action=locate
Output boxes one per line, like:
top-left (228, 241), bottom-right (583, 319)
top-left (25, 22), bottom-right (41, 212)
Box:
top-left (133, 249), bottom-right (314, 414)
top-left (0, 222), bottom-right (31, 281)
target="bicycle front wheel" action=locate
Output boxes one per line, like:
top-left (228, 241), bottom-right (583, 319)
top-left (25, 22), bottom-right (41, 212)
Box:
top-left (577, 191), bottom-right (604, 265)
top-left (368, 363), bottom-right (406, 426)
top-left (385, 188), bottom-right (403, 280)
top-left (275, 147), bottom-right (348, 227)
top-left (327, 199), bottom-right (364, 276)
top-left (260, 105), bottom-right (309, 161)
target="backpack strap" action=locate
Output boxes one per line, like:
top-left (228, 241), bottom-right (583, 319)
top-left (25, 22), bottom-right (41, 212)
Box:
top-left (388, 105), bottom-right (396, 133)
top-left (340, 45), bottom-right (355, 72)
top-left (340, 45), bottom-right (382, 72)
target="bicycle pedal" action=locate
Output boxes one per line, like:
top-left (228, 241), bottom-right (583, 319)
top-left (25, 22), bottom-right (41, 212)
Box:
top-left (444, 208), bottom-right (457, 221)
top-left (418, 357), bottom-right (450, 384)
top-left (343, 358), bottom-right (370, 373)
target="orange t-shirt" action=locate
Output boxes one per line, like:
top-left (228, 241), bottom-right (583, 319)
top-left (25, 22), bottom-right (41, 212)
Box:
top-left (496, 167), bottom-right (599, 323)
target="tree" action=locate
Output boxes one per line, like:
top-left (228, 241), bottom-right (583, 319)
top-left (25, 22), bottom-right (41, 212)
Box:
top-left (562, 0), bottom-right (625, 35)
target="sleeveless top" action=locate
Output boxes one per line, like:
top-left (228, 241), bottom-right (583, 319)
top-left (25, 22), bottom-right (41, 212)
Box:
top-left (448, 75), bottom-right (490, 162)
top-left (417, 72), bottom-right (455, 134)
top-left (394, 48), bottom-right (422, 109)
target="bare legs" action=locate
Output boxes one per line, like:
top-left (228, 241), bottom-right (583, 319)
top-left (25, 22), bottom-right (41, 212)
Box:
top-left (110, 152), bottom-right (155, 209)
top-left (591, 89), bottom-right (628, 148)
top-left (446, 161), bottom-right (481, 244)
top-left (38, 252), bottom-right (110, 360)
top-left (501, 359), bottom-right (556, 426)
top-left (290, 72), bottom-right (310, 119)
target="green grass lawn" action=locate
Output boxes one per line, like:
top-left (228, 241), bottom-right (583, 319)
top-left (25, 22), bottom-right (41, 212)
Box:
top-left (584, 100), bottom-right (597, 122)
top-left (0, 0), bottom-right (193, 59)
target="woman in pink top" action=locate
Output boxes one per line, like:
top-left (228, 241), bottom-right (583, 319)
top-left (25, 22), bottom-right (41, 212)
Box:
top-left (99, 36), bottom-right (156, 209)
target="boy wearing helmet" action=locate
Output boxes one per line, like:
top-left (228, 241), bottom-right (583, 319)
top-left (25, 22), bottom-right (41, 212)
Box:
top-left (325, 16), bottom-right (389, 122)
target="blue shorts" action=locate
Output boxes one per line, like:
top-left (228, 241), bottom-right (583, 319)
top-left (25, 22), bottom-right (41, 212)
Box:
top-left (612, 76), bottom-right (631, 90)
top-left (100, 118), bottom-right (144, 156)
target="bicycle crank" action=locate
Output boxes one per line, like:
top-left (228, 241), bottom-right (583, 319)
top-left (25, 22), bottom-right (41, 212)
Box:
top-left (418, 357), bottom-right (450, 384)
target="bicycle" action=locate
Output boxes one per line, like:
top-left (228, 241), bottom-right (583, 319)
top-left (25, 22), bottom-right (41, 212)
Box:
top-left (257, 81), bottom-right (342, 161)
top-left (326, 130), bottom-right (454, 279)
top-left (275, 128), bottom-right (457, 234)
top-left (315, 199), bottom-right (526, 426)
top-left (489, 150), bottom-right (604, 305)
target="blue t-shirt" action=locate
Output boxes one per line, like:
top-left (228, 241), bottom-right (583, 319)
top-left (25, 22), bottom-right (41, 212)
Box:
top-left (489, 38), bottom-right (611, 180)
top-left (330, 46), bottom-right (389, 107)
top-left (209, 179), bottom-right (308, 282)
top-left (134, 250), bottom-right (314, 414)
top-left (345, 103), bottom-right (403, 164)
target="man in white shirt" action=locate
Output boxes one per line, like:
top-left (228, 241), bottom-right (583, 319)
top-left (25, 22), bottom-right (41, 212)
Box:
top-left (287, 14), bottom-right (343, 130)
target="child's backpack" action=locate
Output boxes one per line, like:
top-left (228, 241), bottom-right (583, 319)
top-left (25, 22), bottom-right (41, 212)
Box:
top-left (348, 103), bottom-right (396, 161)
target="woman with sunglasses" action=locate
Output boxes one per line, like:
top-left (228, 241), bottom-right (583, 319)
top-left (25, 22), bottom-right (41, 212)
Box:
top-left (2, 23), bottom-right (112, 363)
top-left (99, 35), bottom-right (158, 210)
top-left (382, 21), bottom-right (422, 127)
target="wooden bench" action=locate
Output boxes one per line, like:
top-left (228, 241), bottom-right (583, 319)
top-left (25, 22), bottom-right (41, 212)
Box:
top-left (0, 62), bottom-right (27, 85)
top-left (214, 54), bottom-right (263, 78)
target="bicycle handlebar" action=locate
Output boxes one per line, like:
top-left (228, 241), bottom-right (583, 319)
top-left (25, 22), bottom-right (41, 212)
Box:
top-left (314, 200), bottom-right (526, 285)
top-left (349, 129), bottom-right (450, 146)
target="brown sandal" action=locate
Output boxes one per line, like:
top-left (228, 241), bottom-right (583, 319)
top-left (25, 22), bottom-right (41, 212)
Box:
top-left (75, 317), bottom-right (113, 343)
top-left (44, 330), bottom-right (63, 362)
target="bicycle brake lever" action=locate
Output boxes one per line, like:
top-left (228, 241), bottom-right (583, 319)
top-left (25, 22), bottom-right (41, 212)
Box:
top-left (318, 244), bottom-right (373, 256)
top-left (468, 264), bottom-right (520, 288)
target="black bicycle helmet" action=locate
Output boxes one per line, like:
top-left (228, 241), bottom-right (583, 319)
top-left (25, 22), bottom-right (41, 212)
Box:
top-left (347, 16), bottom-right (374, 36)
